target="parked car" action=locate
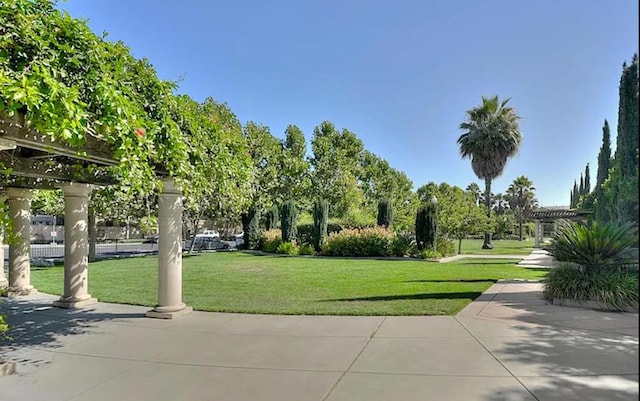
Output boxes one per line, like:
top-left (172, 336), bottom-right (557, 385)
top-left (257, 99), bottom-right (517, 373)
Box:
top-left (201, 230), bottom-right (220, 238)
top-left (143, 235), bottom-right (159, 244)
top-left (183, 234), bottom-right (229, 251)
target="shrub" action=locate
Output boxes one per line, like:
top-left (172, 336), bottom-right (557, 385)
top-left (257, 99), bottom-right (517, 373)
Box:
top-left (436, 237), bottom-right (456, 257)
top-left (547, 221), bottom-right (637, 270)
top-left (390, 233), bottom-right (414, 257)
top-left (322, 227), bottom-right (393, 257)
top-left (276, 241), bottom-right (299, 255)
top-left (415, 204), bottom-right (437, 251)
top-left (339, 209), bottom-right (376, 229)
top-left (543, 263), bottom-right (639, 311)
top-left (265, 205), bottom-right (279, 231)
top-left (259, 229), bottom-right (282, 253)
top-left (313, 198), bottom-right (329, 252)
top-left (281, 200), bottom-right (298, 243)
top-left (298, 222), bottom-right (342, 246)
top-left (377, 199), bottom-right (393, 228)
top-left (417, 249), bottom-right (439, 260)
top-left (241, 206), bottom-right (261, 249)
top-left (298, 243), bottom-right (316, 256)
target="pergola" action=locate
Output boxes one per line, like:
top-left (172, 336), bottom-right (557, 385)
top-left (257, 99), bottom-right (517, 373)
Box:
top-left (0, 113), bottom-right (192, 319)
top-left (527, 206), bottom-right (592, 248)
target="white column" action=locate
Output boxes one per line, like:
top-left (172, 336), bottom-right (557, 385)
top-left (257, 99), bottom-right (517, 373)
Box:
top-left (146, 178), bottom-right (192, 319)
top-left (0, 194), bottom-right (7, 288)
top-left (6, 188), bottom-right (36, 296)
top-left (534, 219), bottom-right (541, 248)
top-left (53, 183), bottom-right (96, 308)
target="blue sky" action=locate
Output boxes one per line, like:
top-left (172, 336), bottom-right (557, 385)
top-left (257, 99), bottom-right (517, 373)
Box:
top-left (59, 0), bottom-right (638, 206)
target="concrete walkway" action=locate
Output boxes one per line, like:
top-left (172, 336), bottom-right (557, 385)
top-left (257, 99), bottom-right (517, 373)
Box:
top-left (1, 284), bottom-right (637, 401)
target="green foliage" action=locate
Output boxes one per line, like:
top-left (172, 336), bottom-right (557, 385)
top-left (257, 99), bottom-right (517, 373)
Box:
top-left (265, 205), bottom-right (279, 231)
top-left (415, 204), bottom-right (437, 251)
top-left (595, 120), bottom-right (612, 191)
top-left (340, 208), bottom-right (376, 229)
top-left (32, 189), bottom-right (64, 216)
top-left (310, 121), bottom-right (365, 217)
top-left (543, 264), bottom-right (638, 311)
top-left (139, 215), bottom-right (157, 237)
top-left (298, 243), bottom-right (316, 256)
top-left (506, 176), bottom-right (537, 240)
top-left (298, 222), bottom-right (342, 247)
top-left (417, 249), bottom-right (440, 260)
top-left (276, 241), bottom-right (299, 255)
top-left (547, 221), bottom-right (637, 269)
top-left (0, 307), bottom-right (7, 336)
top-left (390, 233), bottom-right (415, 257)
top-left (436, 237), bottom-right (456, 257)
top-left (241, 206), bottom-right (261, 249)
top-left (322, 227), bottom-right (393, 257)
top-left (312, 198), bottom-right (329, 252)
top-left (376, 198), bottom-right (393, 228)
top-left (280, 200), bottom-right (298, 243)
top-left (259, 229), bottom-right (282, 253)
top-left (244, 122), bottom-right (283, 208)
top-left (278, 125), bottom-right (312, 209)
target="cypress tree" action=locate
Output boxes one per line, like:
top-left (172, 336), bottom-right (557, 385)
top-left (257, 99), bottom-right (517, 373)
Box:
top-left (584, 164), bottom-right (591, 194)
top-left (612, 54), bottom-right (639, 224)
top-left (571, 180), bottom-right (579, 208)
top-left (241, 206), bottom-right (261, 249)
top-left (415, 204), bottom-right (437, 251)
top-left (570, 190), bottom-right (574, 209)
top-left (280, 200), bottom-right (298, 242)
top-left (312, 198), bottom-right (329, 252)
top-left (595, 120), bottom-right (612, 190)
top-left (579, 174), bottom-right (584, 196)
top-left (376, 199), bottom-right (393, 228)
top-left (415, 206), bottom-right (427, 250)
top-left (265, 205), bottom-right (279, 231)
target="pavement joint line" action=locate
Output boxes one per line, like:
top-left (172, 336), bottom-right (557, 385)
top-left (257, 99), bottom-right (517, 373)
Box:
top-left (454, 315), bottom-right (542, 401)
top-left (62, 359), bottom-right (144, 401)
top-left (320, 316), bottom-right (387, 401)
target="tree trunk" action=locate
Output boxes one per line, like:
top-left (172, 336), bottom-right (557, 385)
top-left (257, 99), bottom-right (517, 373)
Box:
top-left (458, 237), bottom-right (462, 255)
top-left (482, 178), bottom-right (493, 249)
top-left (518, 212), bottom-right (523, 241)
top-left (88, 210), bottom-right (96, 262)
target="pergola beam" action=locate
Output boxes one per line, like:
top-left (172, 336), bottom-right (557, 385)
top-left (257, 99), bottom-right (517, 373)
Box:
top-left (0, 113), bottom-right (117, 166)
top-left (0, 152), bottom-right (115, 185)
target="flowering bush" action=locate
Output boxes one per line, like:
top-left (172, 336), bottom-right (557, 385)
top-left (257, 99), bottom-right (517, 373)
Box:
top-left (259, 230), bottom-right (282, 253)
top-left (322, 227), bottom-right (393, 257)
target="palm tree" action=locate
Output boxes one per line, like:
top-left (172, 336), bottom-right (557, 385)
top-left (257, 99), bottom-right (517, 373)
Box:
top-left (493, 193), bottom-right (509, 215)
top-left (507, 176), bottom-right (538, 241)
top-left (457, 96), bottom-right (523, 249)
top-left (465, 183), bottom-right (482, 206)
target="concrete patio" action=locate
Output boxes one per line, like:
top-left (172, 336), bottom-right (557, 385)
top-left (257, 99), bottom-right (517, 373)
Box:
top-left (1, 282), bottom-right (638, 401)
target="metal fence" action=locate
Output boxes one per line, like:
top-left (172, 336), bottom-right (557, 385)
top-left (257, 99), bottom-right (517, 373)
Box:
top-left (3, 240), bottom-right (158, 262)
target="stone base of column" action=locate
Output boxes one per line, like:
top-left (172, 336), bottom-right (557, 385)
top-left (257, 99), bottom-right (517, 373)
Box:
top-left (53, 296), bottom-right (98, 309)
top-left (0, 360), bottom-right (17, 377)
top-left (146, 303), bottom-right (193, 319)
top-left (4, 286), bottom-right (37, 297)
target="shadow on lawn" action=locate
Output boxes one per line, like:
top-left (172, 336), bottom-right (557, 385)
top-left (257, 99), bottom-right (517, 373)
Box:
top-left (456, 260), bottom-right (521, 265)
top-left (323, 291), bottom-right (483, 302)
top-left (404, 279), bottom-right (497, 283)
top-left (0, 297), bottom-right (144, 369)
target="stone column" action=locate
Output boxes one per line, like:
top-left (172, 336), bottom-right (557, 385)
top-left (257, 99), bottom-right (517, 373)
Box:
top-left (6, 188), bottom-right (36, 296)
top-left (146, 178), bottom-right (192, 319)
top-left (0, 194), bottom-right (7, 288)
top-left (534, 219), bottom-right (541, 248)
top-left (53, 183), bottom-right (97, 308)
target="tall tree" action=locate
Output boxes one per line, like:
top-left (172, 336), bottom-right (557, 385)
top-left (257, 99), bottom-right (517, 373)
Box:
top-left (571, 180), bottom-right (579, 208)
top-left (278, 125), bottom-right (311, 208)
top-left (506, 176), bottom-right (538, 241)
top-left (457, 96), bottom-right (523, 249)
top-left (465, 183), bottom-right (482, 206)
top-left (579, 173), bottom-right (584, 196)
top-left (595, 120), bottom-right (612, 191)
top-left (584, 164), bottom-right (591, 194)
top-left (310, 121), bottom-right (364, 218)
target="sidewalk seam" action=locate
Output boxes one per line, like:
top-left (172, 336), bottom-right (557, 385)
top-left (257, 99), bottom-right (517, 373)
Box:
top-left (321, 316), bottom-right (387, 401)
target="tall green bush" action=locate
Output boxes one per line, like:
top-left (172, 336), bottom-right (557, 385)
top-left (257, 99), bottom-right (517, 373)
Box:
top-left (313, 199), bottom-right (329, 251)
top-left (281, 200), bottom-right (298, 243)
top-left (377, 199), bottom-right (393, 228)
top-left (415, 204), bottom-right (437, 251)
top-left (241, 206), bottom-right (261, 249)
top-left (265, 205), bottom-right (279, 230)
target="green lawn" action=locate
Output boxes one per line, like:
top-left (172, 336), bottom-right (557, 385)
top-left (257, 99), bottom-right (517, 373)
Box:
top-left (459, 239), bottom-right (535, 255)
top-left (31, 252), bottom-right (547, 316)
